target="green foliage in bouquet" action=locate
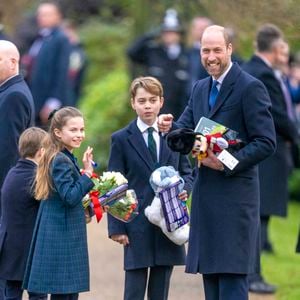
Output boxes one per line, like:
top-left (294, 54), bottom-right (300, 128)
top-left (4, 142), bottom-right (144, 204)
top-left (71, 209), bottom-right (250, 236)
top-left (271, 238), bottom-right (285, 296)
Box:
top-left (98, 178), bottom-right (118, 195)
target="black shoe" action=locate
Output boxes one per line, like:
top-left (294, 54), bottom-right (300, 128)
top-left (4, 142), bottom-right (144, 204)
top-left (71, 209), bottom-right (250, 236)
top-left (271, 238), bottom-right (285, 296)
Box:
top-left (249, 280), bottom-right (277, 294)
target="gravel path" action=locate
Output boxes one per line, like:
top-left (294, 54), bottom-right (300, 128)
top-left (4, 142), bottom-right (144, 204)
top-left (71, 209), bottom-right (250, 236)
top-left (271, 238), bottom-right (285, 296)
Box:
top-left (80, 216), bottom-right (276, 300)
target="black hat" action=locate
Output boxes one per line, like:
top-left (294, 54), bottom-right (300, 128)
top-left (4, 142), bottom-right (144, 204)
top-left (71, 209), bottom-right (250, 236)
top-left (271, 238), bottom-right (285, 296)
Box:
top-left (161, 9), bottom-right (183, 33)
top-left (167, 128), bottom-right (196, 155)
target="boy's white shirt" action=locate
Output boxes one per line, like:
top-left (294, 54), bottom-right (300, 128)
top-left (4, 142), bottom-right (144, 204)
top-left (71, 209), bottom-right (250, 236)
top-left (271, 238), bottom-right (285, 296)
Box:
top-left (137, 117), bottom-right (160, 162)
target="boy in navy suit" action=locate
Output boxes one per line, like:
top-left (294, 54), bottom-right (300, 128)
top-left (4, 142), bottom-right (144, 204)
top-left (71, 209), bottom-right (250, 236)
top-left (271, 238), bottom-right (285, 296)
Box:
top-left (107, 76), bottom-right (193, 300)
top-left (0, 127), bottom-right (47, 300)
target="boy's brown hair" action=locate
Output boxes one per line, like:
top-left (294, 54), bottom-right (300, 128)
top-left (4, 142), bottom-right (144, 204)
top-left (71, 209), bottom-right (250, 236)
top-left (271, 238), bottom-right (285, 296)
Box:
top-left (18, 127), bottom-right (47, 159)
top-left (130, 76), bottom-right (164, 100)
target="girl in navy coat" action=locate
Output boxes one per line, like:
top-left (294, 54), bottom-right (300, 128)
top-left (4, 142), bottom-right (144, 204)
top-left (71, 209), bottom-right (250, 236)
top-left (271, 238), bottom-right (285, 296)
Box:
top-left (23, 107), bottom-right (96, 300)
top-left (108, 77), bottom-right (193, 300)
top-left (0, 127), bottom-right (47, 300)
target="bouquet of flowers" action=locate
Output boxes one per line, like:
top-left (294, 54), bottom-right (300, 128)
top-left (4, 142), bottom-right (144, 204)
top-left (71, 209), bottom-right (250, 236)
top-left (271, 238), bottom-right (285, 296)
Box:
top-left (82, 171), bottom-right (138, 223)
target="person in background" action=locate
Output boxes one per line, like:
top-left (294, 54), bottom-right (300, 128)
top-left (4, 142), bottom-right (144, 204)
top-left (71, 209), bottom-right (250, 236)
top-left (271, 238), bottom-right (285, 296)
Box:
top-left (0, 127), bottom-right (47, 300)
top-left (21, 1), bottom-right (71, 128)
top-left (243, 23), bottom-right (299, 294)
top-left (226, 26), bottom-right (244, 65)
top-left (127, 9), bottom-right (190, 121)
top-left (62, 20), bottom-right (87, 107)
top-left (158, 25), bottom-right (276, 300)
top-left (187, 16), bottom-right (212, 90)
top-left (0, 11), bottom-right (10, 41)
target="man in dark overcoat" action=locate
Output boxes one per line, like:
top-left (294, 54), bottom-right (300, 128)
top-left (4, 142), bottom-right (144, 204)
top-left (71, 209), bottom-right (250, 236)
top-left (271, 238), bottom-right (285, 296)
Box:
top-left (0, 40), bottom-right (34, 300)
top-left (22, 2), bottom-right (71, 127)
top-left (158, 25), bottom-right (276, 300)
top-left (243, 24), bottom-right (299, 294)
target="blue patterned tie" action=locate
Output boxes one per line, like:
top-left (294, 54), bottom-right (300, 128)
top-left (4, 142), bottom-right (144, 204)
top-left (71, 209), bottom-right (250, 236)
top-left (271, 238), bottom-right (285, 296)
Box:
top-left (148, 127), bottom-right (157, 163)
top-left (209, 80), bottom-right (219, 109)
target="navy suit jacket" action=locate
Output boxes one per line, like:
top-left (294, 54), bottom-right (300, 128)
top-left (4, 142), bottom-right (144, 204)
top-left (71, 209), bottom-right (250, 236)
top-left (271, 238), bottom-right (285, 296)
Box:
top-left (0, 75), bottom-right (34, 216)
top-left (107, 120), bottom-right (193, 270)
top-left (177, 63), bottom-right (276, 274)
top-left (0, 159), bottom-right (40, 280)
top-left (29, 27), bottom-right (71, 119)
top-left (243, 55), bottom-right (299, 217)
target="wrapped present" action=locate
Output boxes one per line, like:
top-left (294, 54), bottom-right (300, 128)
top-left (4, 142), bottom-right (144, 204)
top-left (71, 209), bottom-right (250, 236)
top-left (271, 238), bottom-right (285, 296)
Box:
top-left (158, 181), bottom-right (189, 232)
top-left (145, 166), bottom-right (189, 245)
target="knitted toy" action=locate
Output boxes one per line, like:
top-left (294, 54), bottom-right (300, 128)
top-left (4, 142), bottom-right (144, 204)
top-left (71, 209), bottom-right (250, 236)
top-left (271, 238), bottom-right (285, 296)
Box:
top-left (145, 166), bottom-right (189, 245)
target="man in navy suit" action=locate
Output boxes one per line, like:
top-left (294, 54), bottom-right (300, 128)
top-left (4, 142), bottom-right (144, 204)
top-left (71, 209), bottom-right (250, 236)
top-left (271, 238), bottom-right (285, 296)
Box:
top-left (22, 2), bottom-right (71, 128)
top-left (158, 25), bottom-right (276, 300)
top-left (107, 76), bottom-right (193, 300)
top-left (0, 40), bottom-right (34, 300)
top-left (243, 24), bottom-right (299, 294)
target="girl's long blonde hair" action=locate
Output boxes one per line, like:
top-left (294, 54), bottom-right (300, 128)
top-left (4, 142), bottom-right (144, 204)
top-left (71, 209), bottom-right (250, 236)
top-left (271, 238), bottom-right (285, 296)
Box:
top-left (34, 107), bottom-right (83, 200)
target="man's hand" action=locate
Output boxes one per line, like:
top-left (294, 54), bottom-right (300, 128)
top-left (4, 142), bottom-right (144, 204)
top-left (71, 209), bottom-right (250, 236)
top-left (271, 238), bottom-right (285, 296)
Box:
top-left (157, 114), bottom-right (174, 133)
top-left (111, 234), bottom-right (129, 246)
top-left (201, 148), bottom-right (224, 171)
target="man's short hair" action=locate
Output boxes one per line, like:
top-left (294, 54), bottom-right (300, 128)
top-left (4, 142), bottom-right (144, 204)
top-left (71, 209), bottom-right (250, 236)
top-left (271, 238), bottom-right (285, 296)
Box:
top-left (256, 23), bottom-right (283, 52)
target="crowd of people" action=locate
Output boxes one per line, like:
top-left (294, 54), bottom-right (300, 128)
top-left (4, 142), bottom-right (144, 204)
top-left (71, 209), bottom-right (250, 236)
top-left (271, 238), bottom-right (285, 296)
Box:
top-left (0, 1), bottom-right (300, 300)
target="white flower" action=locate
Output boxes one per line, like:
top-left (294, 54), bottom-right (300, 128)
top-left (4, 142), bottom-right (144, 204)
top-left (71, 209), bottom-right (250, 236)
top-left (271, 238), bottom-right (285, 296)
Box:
top-left (100, 171), bottom-right (128, 185)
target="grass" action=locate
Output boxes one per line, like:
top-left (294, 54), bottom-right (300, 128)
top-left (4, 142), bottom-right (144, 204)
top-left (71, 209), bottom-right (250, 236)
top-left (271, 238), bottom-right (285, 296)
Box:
top-left (261, 201), bottom-right (300, 300)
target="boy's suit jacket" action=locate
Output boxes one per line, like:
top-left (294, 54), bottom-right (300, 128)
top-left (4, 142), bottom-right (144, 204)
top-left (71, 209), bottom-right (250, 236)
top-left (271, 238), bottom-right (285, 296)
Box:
top-left (107, 119), bottom-right (193, 270)
top-left (0, 159), bottom-right (39, 280)
top-left (177, 62), bottom-right (276, 274)
top-left (23, 150), bottom-right (94, 294)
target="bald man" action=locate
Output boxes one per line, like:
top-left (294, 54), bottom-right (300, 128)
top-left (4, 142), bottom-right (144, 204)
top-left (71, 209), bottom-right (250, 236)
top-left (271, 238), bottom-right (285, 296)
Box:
top-left (158, 25), bottom-right (276, 300)
top-left (0, 40), bottom-right (34, 300)
top-left (0, 40), bottom-right (34, 212)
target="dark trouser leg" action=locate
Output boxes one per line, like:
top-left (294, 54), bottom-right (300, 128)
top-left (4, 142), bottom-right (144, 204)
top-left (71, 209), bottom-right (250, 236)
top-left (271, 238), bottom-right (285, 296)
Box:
top-left (147, 266), bottom-right (173, 300)
top-left (202, 274), bottom-right (219, 300)
top-left (3, 280), bottom-right (23, 300)
top-left (219, 274), bottom-right (248, 300)
top-left (261, 215), bottom-right (272, 251)
top-left (124, 268), bottom-right (148, 300)
top-left (51, 293), bottom-right (78, 300)
top-left (0, 279), bottom-right (5, 300)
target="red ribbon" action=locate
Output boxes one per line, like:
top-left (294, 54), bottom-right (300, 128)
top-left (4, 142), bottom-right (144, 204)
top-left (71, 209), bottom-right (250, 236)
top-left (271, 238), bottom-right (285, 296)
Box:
top-left (90, 191), bottom-right (103, 223)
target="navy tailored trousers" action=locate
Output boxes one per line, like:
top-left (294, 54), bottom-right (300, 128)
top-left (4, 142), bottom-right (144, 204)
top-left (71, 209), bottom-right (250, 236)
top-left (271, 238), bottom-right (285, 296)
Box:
top-left (124, 266), bottom-right (173, 300)
top-left (203, 273), bottom-right (249, 300)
